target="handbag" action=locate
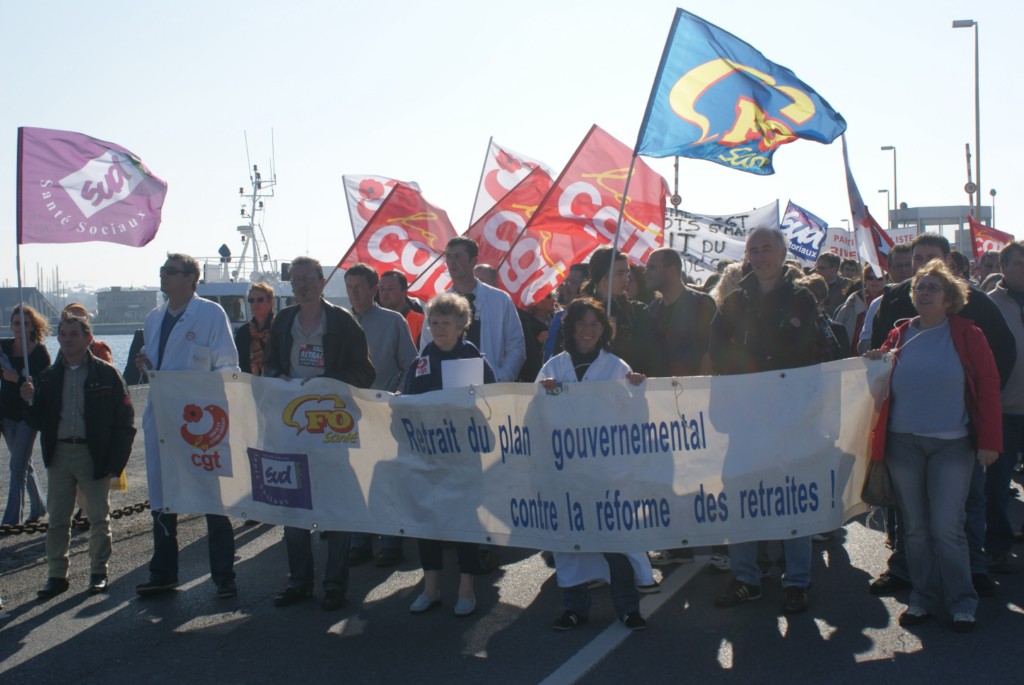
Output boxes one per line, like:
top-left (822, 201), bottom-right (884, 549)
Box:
top-left (861, 458), bottom-right (897, 507)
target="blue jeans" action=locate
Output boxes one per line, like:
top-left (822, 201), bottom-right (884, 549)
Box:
top-left (2, 418), bottom-right (46, 525)
top-left (283, 527), bottom-right (351, 592)
top-left (560, 553), bottom-right (639, 618)
top-left (886, 433), bottom-right (978, 616)
top-left (149, 511), bottom-right (236, 585)
top-left (730, 536), bottom-right (811, 588)
top-left (986, 413), bottom-right (1024, 556)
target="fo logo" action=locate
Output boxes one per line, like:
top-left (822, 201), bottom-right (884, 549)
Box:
top-left (180, 403), bottom-right (232, 476)
top-left (283, 394), bottom-right (360, 445)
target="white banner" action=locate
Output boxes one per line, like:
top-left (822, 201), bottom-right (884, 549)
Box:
top-left (151, 357), bottom-right (890, 553)
top-left (823, 227), bottom-right (858, 260)
top-left (663, 201), bottom-right (779, 285)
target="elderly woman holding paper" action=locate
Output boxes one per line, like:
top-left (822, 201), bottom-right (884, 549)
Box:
top-left (537, 297), bottom-right (650, 632)
top-left (404, 292), bottom-right (495, 618)
top-left (865, 259), bottom-right (1001, 633)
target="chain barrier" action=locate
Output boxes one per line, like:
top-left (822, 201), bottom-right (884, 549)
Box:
top-left (0, 501), bottom-right (150, 537)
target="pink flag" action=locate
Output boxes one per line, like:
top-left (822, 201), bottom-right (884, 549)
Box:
top-left (527, 125), bottom-right (668, 265)
top-left (17, 127), bottom-right (167, 247)
top-left (968, 216), bottom-right (1013, 260)
top-left (470, 139), bottom-right (552, 225)
top-left (342, 175), bottom-right (421, 239)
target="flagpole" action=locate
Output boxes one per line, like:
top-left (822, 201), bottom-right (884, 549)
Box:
top-left (604, 154), bottom-right (640, 317)
top-left (467, 137), bottom-right (493, 228)
top-left (13, 128), bottom-right (31, 380)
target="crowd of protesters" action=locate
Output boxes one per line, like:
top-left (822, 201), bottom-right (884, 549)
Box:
top-left (3, 231), bottom-right (1023, 636)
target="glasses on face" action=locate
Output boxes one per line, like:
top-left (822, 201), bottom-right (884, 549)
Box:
top-left (248, 297), bottom-right (267, 304)
top-left (160, 266), bottom-right (189, 277)
top-left (912, 283), bottom-right (943, 294)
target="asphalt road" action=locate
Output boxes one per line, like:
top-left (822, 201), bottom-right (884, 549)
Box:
top-left (1, 386), bottom-right (1023, 684)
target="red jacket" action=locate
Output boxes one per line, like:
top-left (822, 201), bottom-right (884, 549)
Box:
top-left (870, 315), bottom-right (1002, 461)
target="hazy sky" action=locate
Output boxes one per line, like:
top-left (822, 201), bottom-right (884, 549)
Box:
top-left (1, 0), bottom-right (1017, 290)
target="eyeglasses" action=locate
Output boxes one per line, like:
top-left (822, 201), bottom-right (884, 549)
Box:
top-left (248, 297), bottom-right (268, 303)
top-left (912, 283), bottom-right (943, 294)
top-left (160, 266), bottom-right (190, 277)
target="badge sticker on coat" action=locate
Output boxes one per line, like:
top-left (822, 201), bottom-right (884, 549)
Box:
top-left (298, 344), bottom-right (325, 369)
top-left (415, 357), bottom-right (430, 377)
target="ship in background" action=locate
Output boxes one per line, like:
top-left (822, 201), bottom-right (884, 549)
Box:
top-left (196, 134), bottom-right (294, 328)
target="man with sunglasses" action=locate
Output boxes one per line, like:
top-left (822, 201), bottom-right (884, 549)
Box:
top-left (134, 253), bottom-right (241, 599)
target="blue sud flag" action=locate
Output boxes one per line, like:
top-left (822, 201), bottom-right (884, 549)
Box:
top-left (635, 8), bottom-right (847, 175)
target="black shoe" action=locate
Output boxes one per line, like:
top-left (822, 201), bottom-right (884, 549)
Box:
top-left (374, 547), bottom-right (404, 568)
top-left (136, 577), bottom-right (179, 597)
top-left (869, 572), bottom-right (911, 596)
top-left (216, 580), bottom-right (238, 598)
top-left (898, 606), bottom-right (931, 626)
top-left (478, 549), bottom-right (501, 573)
top-left (782, 586), bottom-right (809, 614)
top-left (321, 589), bottom-right (346, 611)
top-left (347, 546), bottom-right (374, 567)
top-left (37, 578), bottom-right (70, 599)
top-left (989, 555), bottom-right (1011, 574)
top-left (714, 580), bottom-right (762, 608)
top-left (621, 612), bottom-right (647, 630)
top-left (552, 610), bottom-right (587, 631)
top-left (273, 586), bottom-right (312, 607)
top-left (88, 574), bottom-right (109, 594)
top-left (972, 573), bottom-right (996, 597)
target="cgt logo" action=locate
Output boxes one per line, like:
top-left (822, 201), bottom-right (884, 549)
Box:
top-left (180, 403), bottom-right (232, 475)
top-left (283, 394), bottom-right (360, 445)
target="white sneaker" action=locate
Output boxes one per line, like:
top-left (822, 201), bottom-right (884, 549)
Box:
top-left (409, 593), bottom-right (441, 613)
top-left (709, 552), bottom-right (730, 571)
top-left (453, 596), bottom-right (476, 617)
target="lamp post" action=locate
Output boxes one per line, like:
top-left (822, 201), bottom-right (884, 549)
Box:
top-left (990, 188), bottom-right (997, 227)
top-left (841, 219), bottom-right (851, 232)
top-left (878, 190), bottom-right (891, 229)
top-left (953, 19), bottom-right (981, 220)
top-left (880, 145), bottom-right (897, 227)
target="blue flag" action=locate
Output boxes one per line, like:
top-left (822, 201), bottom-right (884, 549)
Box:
top-left (781, 200), bottom-right (828, 264)
top-left (635, 8), bottom-right (847, 175)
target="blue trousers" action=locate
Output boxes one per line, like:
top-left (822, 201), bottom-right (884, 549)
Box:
top-left (2, 418), bottom-right (46, 525)
top-left (283, 527), bottom-right (351, 592)
top-left (149, 511), bottom-right (235, 585)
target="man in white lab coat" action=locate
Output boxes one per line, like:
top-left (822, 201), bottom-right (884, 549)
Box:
top-left (134, 253), bottom-right (241, 599)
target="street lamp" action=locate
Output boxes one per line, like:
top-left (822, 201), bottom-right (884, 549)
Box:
top-left (841, 218), bottom-right (851, 232)
top-left (880, 145), bottom-right (897, 227)
top-left (953, 19), bottom-right (981, 219)
top-left (990, 188), bottom-right (997, 227)
top-left (878, 190), bottom-right (891, 229)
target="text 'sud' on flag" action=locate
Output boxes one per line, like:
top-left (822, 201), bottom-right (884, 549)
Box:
top-left (17, 127), bottom-right (167, 247)
top-left (967, 216), bottom-right (1014, 261)
top-left (781, 200), bottom-right (828, 264)
top-left (337, 183), bottom-right (457, 292)
top-left (635, 8), bottom-right (847, 175)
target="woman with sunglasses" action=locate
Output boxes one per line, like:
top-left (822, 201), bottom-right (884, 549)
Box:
top-left (235, 283), bottom-right (275, 376)
top-left (865, 259), bottom-right (1001, 633)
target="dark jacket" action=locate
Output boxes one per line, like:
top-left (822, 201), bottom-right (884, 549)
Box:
top-left (870, 279), bottom-right (1016, 388)
top-left (402, 340), bottom-right (496, 395)
top-left (645, 287), bottom-right (715, 377)
top-left (23, 351), bottom-right (136, 478)
top-left (710, 266), bottom-right (819, 375)
top-left (0, 339), bottom-right (51, 422)
top-left (263, 300), bottom-right (376, 388)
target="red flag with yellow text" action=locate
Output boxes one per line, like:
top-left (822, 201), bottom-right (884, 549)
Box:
top-left (527, 125), bottom-right (668, 265)
top-left (337, 184), bottom-right (457, 291)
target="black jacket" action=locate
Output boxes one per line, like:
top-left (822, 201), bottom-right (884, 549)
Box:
top-left (870, 279), bottom-right (1016, 388)
top-left (263, 301), bottom-right (376, 388)
top-left (23, 351), bottom-right (136, 479)
top-left (710, 266), bottom-right (819, 375)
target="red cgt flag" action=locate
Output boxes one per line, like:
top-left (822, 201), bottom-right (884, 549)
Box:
top-left (526, 125), bottom-right (668, 265)
top-left (338, 184), bottom-right (457, 291)
top-left (967, 215), bottom-right (1013, 261)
